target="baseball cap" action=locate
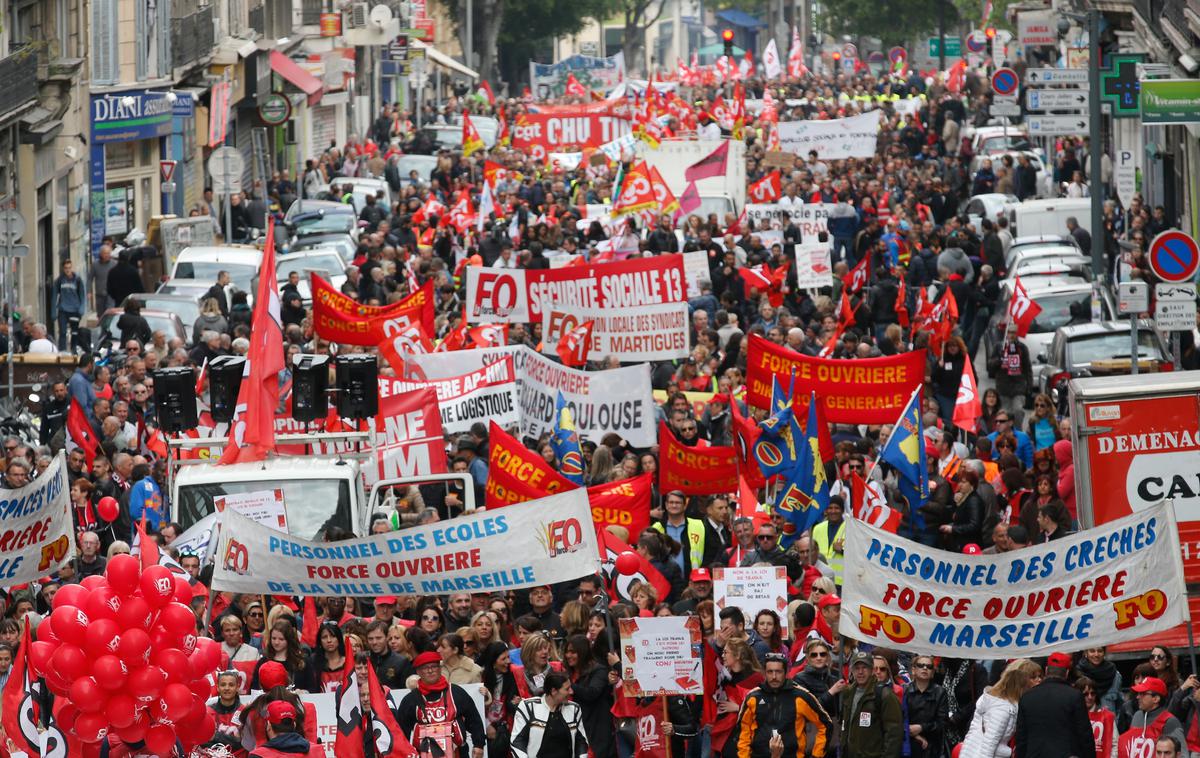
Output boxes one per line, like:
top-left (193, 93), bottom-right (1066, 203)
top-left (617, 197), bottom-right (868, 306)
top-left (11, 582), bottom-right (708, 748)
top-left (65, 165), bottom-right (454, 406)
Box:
top-left (375, 596), bottom-right (398, 606)
top-left (413, 651), bottom-right (442, 669)
top-left (962, 544), bottom-right (982, 555)
top-left (817, 594), bottom-right (842, 609)
top-left (258, 661), bottom-right (289, 691)
top-left (849, 651), bottom-right (873, 668)
top-left (690, 568), bottom-right (712, 583)
top-left (1132, 677), bottom-right (1168, 696)
top-left (1046, 652), bottom-right (1073, 670)
top-left (265, 700), bottom-right (297, 725)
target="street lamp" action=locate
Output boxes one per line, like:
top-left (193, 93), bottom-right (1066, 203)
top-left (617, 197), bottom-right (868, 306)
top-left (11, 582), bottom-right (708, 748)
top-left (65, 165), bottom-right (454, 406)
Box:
top-left (1057, 10), bottom-right (1104, 282)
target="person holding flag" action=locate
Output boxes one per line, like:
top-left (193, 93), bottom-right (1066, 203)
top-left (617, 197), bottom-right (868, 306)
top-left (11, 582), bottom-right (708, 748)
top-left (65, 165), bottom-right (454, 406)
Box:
top-left (773, 393), bottom-right (831, 547)
top-left (394, 651), bottom-right (486, 758)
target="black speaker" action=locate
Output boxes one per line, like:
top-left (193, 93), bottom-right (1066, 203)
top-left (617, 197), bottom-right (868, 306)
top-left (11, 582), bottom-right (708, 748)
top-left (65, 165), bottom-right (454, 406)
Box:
top-left (153, 367), bottom-right (199, 433)
top-left (292, 354), bottom-right (329, 423)
top-left (335, 354), bottom-right (378, 420)
top-left (208, 355), bottom-right (246, 423)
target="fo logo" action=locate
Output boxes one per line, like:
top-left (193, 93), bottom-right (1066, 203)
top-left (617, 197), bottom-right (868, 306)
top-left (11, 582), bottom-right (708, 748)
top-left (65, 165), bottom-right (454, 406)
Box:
top-left (755, 440), bottom-right (783, 469)
top-left (539, 518), bottom-right (585, 557)
top-left (223, 539), bottom-right (250, 574)
top-left (560, 450), bottom-right (584, 478)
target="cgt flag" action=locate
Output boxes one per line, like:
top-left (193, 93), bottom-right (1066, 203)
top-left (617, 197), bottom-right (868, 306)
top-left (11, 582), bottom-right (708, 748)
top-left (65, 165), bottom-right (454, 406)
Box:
top-left (658, 421), bottom-right (739, 495)
top-left (552, 391), bottom-right (585, 485)
top-left (462, 111), bottom-right (485, 157)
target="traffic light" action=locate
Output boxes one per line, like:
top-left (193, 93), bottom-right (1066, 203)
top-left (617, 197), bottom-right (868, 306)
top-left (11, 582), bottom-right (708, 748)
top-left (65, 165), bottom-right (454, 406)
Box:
top-left (722, 28), bottom-right (734, 58)
top-left (985, 27), bottom-right (996, 58)
top-left (832, 51), bottom-right (842, 64)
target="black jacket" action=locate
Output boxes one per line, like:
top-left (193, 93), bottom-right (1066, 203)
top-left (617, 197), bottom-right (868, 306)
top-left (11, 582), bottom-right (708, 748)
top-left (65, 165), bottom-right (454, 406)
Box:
top-left (793, 665), bottom-right (841, 718)
top-left (903, 681), bottom-right (948, 758)
top-left (393, 682), bottom-right (487, 758)
top-left (1013, 677), bottom-right (1094, 758)
top-left (570, 664), bottom-right (615, 758)
top-left (106, 260), bottom-right (144, 307)
top-left (369, 649), bottom-right (412, 689)
top-left (40, 396), bottom-right (68, 445)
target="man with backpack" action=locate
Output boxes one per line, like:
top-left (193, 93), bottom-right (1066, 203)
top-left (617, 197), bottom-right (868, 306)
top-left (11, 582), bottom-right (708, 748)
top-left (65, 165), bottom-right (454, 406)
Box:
top-left (840, 651), bottom-right (903, 757)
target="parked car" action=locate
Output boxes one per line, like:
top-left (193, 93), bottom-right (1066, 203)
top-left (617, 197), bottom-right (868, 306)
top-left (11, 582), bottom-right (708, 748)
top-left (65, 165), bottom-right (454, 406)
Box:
top-left (290, 233), bottom-right (357, 262)
top-left (394, 154), bottom-right (438, 186)
top-left (123, 293), bottom-right (201, 342)
top-left (1036, 320), bottom-right (1172, 409)
top-left (984, 279), bottom-right (1115, 377)
top-left (964, 193), bottom-right (1018, 230)
top-left (95, 308), bottom-right (187, 351)
top-left (169, 246), bottom-right (262, 303)
top-left (1003, 235), bottom-right (1080, 270)
top-left (277, 249), bottom-right (349, 303)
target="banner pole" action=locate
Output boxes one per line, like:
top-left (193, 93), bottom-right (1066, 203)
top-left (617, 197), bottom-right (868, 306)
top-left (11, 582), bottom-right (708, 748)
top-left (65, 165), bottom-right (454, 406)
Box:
top-left (662, 696), bottom-right (672, 758)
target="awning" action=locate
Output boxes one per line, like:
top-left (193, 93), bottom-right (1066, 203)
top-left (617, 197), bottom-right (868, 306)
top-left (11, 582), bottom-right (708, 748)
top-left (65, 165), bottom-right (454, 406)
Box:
top-left (715, 8), bottom-right (765, 28)
top-left (412, 40), bottom-right (478, 80)
top-left (269, 50), bottom-right (323, 106)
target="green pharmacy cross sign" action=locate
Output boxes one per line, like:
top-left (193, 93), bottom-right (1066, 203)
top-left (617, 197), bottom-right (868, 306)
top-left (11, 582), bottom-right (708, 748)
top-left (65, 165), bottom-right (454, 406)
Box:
top-left (1100, 53), bottom-right (1146, 119)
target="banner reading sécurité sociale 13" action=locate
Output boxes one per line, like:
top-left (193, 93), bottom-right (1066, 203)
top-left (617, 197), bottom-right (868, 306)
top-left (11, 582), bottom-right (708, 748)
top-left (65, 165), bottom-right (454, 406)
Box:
top-left (839, 500), bottom-right (1187, 658)
top-left (211, 488), bottom-right (600, 596)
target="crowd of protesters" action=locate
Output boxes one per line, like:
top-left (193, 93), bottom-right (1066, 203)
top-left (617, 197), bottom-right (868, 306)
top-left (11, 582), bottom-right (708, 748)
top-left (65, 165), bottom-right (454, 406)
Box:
top-left (0, 53), bottom-right (1195, 758)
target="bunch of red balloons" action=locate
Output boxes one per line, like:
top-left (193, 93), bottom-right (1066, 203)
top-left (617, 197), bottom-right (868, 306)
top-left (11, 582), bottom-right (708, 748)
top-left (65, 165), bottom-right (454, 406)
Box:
top-left (32, 553), bottom-right (221, 756)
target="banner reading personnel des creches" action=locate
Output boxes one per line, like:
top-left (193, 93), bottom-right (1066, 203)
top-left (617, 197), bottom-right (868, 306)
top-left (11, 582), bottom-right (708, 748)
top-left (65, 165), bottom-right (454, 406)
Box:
top-left (839, 500), bottom-right (1187, 658)
top-left (211, 489), bottom-right (600, 596)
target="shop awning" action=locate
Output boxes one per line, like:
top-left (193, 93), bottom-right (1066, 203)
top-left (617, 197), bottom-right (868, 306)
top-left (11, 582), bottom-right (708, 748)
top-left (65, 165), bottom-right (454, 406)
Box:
top-left (269, 50), bottom-right (323, 106)
top-left (715, 8), bottom-right (765, 28)
top-left (412, 40), bottom-right (479, 80)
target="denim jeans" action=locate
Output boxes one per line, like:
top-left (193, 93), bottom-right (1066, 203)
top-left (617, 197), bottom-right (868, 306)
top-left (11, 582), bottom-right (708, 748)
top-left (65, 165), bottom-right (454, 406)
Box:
top-left (833, 236), bottom-right (855, 267)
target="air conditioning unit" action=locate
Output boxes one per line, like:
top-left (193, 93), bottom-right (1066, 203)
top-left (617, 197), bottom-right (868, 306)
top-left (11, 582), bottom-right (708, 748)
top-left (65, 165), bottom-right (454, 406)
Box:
top-left (349, 2), bottom-right (368, 27)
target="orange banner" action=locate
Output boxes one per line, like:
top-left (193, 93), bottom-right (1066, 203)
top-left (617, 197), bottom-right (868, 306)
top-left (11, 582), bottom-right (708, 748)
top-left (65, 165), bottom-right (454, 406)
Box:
top-left (588, 473), bottom-right (652, 537)
top-left (745, 334), bottom-right (926, 425)
top-left (311, 274), bottom-right (435, 346)
top-left (485, 421), bottom-right (572, 508)
top-left (657, 422), bottom-right (739, 495)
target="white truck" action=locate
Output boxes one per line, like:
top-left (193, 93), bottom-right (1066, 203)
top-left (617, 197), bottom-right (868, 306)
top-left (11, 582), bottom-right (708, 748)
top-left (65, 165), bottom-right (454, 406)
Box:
top-left (168, 432), bottom-right (475, 539)
top-left (1068, 371), bottom-right (1200, 654)
top-left (1006, 197), bottom-right (1091, 238)
top-left (636, 138), bottom-right (747, 222)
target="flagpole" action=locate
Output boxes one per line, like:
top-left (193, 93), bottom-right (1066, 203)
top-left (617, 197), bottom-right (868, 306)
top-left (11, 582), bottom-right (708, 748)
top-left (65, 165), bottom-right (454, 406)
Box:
top-left (867, 384), bottom-right (923, 481)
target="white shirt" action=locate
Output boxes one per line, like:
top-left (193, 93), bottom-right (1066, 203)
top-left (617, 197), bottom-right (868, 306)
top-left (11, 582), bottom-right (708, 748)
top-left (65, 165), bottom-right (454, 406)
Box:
top-left (492, 255), bottom-right (517, 268)
top-left (27, 338), bottom-right (56, 354)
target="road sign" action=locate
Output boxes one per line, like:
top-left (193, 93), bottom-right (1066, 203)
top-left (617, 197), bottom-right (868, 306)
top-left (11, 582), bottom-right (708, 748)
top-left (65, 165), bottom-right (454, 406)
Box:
top-left (1026, 115), bottom-right (1090, 135)
top-left (965, 30), bottom-right (987, 53)
top-left (161, 181), bottom-right (177, 194)
top-left (991, 101), bottom-right (1021, 117)
top-left (1025, 67), bottom-right (1089, 84)
top-left (1115, 149), bottom-right (1137, 210)
top-left (888, 46), bottom-right (907, 64)
top-left (927, 37), bottom-right (961, 57)
top-left (991, 67), bottom-right (1020, 97)
top-left (1025, 88), bottom-right (1088, 110)
top-left (258, 93), bottom-right (292, 125)
top-left (841, 43), bottom-right (858, 60)
top-left (159, 160), bottom-right (177, 183)
top-left (1147, 230), bottom-right (1200, 283)
top-left (1154, 283), bottom-right (1197, 331)
top-left (0, 208), bottom-right (26, 244)
top-left (1118, 281), bottom-right (1149, 315)
top-left (207, 146), bottom-right (245, 195)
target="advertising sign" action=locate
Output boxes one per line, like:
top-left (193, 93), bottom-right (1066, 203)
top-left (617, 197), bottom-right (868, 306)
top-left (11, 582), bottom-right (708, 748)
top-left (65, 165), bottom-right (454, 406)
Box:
top-left (541, 302), bottom-right (690, 362)
top-left (0, 453), bottom-right (74, 585)
top-left (618, 616), bottom-right (704, 696)
top-left (212, 488), bottom-right (600, 595)
top-left (464, 254), bottom-right (686, 324)
top-left (714, 566), bottom-right (790, 636)
top-left (840, 501), bottom-right (1187, 657)
top-left (1018, 12), bottom-right (1057, 47)
top-left (1140, 79), bottom-right (1200, 125)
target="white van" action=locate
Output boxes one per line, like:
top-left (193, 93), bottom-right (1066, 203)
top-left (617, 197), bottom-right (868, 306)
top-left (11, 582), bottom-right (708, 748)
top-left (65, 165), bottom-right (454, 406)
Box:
top-left (1007, 198), bottom-right (1092, 238)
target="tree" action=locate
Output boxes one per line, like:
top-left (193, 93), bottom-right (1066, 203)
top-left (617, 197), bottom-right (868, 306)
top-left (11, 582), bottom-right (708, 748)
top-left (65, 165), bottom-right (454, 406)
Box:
top-left (618, 0), bottom-right (668, 76)
top-left (497, 0), bottom-right (613, 88)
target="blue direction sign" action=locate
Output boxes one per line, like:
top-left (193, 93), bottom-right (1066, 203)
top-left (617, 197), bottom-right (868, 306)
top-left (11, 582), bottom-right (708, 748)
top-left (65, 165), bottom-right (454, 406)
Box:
top-left (991, 67), bottom-right (1019, 97)
top-left (1147, 230), bottom-right (1200, 283)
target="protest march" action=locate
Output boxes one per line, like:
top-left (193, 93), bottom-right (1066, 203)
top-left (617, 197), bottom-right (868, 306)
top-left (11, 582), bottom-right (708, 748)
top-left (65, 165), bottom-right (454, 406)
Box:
top-left (3, 22), bottom-right (1200, 758)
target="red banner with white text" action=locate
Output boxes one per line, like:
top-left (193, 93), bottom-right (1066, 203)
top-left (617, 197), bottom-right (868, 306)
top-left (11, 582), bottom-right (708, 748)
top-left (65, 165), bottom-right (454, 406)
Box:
top-left (311, 275), bottom-right (435, 346)
top-left (510, 109), bottom-right (633, 162)
top-left (657, 422), bottom-right (739, 495)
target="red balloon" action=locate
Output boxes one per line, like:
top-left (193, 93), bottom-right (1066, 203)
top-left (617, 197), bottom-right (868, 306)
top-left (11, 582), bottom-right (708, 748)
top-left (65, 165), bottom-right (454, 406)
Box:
top-left (79, 574), bottom-right (108, 591)
top-left (106, 553), bottom-right (141, 596)
top-left (69, 677), bottom-right (104, 712)
top-left (161, 682), bottom-right (193, 721)
top-left (140, 565), bottom-right (176, 609)
top-left (50, 643), bottom-right (88, 682)
top-left (615, 550), bottom-right (641, 576)
top-left (74, 711), bottom-right (110, 743)
top-left (44, 671), bottom-right (71, 697)
top-left (56, 703), bottom-right (79, 734)
top-left (117, 595), bottom-right (153, 632)
top-left (84, 585), bottom-right (122, 621)
top-left (145, 723), bottom-right (177, 757)
top-left (188, 677), bottom-right (212, 701)
top-left (197, 637), bottom-right (221, 673)
top-left (158, 602), bottom-right (197, 640)
top-left (36, 619), bottom-right (59, 644)
top-left (153, 648), bottom-right (192, 683)
top-left (28, 640), bottom-right (57, 677)
top-left (113, 711), bottom-right (149, 743)
top-left (97, 496), bottom-right (119, 522)
top-left (83, 617), bottom-right (122, 659)
top-left (117, 626), bottom-right (152, 667)
top-left (49, 605), bottom-right (90, 647)
top-left (182, 712), bottom-right (216, 747)
top-left (92, 654), bottom-right (129, 691)
top-left (52, 583), bottom-right (89, 611)
top-left (105, 692), bottom-right (139, 729)
top-left (179, 632), bottom-right (198, 656)
top-left (172, 575), bottom-right (193, 605)
top-left (128, 664), bottom-right (166, 704)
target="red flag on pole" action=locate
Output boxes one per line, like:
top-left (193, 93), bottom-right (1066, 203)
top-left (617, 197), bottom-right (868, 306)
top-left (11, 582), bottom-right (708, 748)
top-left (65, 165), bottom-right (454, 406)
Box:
top-left (1006, 277), bottom-right (1043, 338)
top-left (748, 170), bottom-right (782, 203)
top-left (219, 218), bottom-right (284, 464)
top-left (67, 397), bottom-right (100, 469)
top-left (952, 355), bottom-right (983, 433)
top-left (684, 140), bottom-right (730, 183)
top-left (557, 320), bottom-right (594, 367)
top-left (366, 664), bottom-right (418, 756)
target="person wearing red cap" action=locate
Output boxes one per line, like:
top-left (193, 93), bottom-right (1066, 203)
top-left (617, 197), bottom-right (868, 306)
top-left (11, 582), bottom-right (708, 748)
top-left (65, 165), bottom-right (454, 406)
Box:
top-left (394, 650), bottom-right (486, 758)
top-left (1117, 677), bottom-right (1186, 758)
top-left (248, 700), bottom-right (324, 758)
top-left (1014, 652), bottom-right (1098, 758)
top-left (243, 660), bottom-right (320, 748)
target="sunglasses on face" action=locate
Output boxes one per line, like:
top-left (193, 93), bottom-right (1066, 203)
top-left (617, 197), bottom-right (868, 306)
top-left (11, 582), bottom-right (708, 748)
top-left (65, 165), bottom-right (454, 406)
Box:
top-left (809, 651), bottom-right (829, 658)
top-left (913, 662), bottom-right (933, 669)
top-left (1150, 654), bottom-right (1167, 660)
top-left (757, 535), bottom-right (776, 541)
top-left (422, 615), bottom-right (440, 621)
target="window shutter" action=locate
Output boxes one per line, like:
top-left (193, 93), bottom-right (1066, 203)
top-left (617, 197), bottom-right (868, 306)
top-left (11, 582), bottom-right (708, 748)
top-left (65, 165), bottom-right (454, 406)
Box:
top-left (134, 0), bottom-right (146, 79)
top-left (91, 0), bottom-right (118, 84)
top-left (157, 0), bottom-right (171, 76)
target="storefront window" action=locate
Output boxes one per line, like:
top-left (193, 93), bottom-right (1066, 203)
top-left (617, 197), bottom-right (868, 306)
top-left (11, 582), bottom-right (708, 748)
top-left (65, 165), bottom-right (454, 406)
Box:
top-left (106, 141), bottom-right (135, 171)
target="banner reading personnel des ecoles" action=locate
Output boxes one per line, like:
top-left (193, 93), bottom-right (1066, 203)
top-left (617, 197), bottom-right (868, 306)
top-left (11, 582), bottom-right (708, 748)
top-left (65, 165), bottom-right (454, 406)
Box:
top-left (212, 488), bottom-right (601, 596)
top-left (464, 254), bottom-right (687, 324)
top-left (0, 452), bottom-right (74, 584)
top-left (409, 344), bottom-right (656, 447)
top-left (838, 500), bottom-right (1187, 658)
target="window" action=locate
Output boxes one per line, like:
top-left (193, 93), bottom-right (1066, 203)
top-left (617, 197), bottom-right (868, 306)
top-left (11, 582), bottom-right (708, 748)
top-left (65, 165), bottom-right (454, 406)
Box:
top-left (54, 0), bottom-right (70, 57)
top-left (90, 0), bottom-right (118, 84)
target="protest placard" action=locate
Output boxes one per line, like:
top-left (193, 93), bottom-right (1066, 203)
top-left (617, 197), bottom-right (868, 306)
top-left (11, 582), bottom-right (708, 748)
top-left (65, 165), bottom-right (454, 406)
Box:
top-left (214, 488), bottom-right (289, 532)
top-left (618, 616), bottom-right (704, 696)
top-left (542, 302), bottom-right (690, 362)
top-left (378, 356), bottom-right (520, 435)
top-left (776, 110), bottom-right (882, 160)
top-left (714, 566), bottom-right (791, 636)
top-left (0, 453), bottom-right (73, 585)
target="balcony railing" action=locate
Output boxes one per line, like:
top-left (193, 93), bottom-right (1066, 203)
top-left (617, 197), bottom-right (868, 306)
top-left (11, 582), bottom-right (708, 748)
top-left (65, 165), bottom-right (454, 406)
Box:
top-left (171, 5), bottom-right (215, 69)
top-left (0, 50), bottom-right (39, 119)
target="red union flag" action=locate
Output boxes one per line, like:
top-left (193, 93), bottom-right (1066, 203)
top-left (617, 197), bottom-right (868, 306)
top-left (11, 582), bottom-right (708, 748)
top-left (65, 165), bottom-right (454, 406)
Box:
top-left (612, 162), bottom-right (658, 218)
top-left (557, 319), bottom-right (594, 367)
top-left (468, 323), bottom-right (509, 348)
top-left (1007, 277), bottom-right (1043, 337)
top-left (953, 356), bottom-right (982, 433)
top-left (842, 255), bottom-right (870, 295)
top-left (658, 421), bottom-right (739, 495)
top-left (748, 170), bottom-right (781, 203)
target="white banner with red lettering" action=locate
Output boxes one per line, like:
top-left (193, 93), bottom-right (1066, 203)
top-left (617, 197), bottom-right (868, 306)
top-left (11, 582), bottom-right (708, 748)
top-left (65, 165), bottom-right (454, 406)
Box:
top-left (839, 500), bottom-right (1187, 658)
top-left (745, 203), bottom-right (830, 238)
top-left (378, 356), bottom-right (520, 435)
top-left (541, 302), bottom-right (690, 363)
top-left (409, 344), bottom-right (655, 447)
top-left (0, 453), bottom-right (73, 585)
top-left (464, 254), bottom-right (687, 324)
